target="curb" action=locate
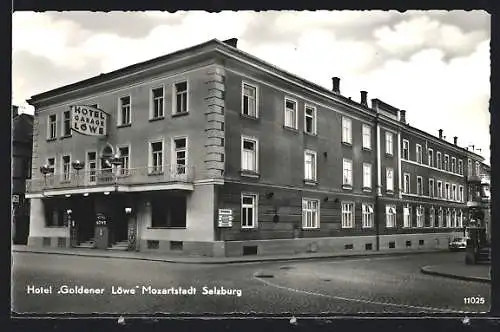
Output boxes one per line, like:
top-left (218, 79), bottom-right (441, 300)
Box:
top-left (420, 266), bottom-right (490, 284)
top-left (13, 248), bottom-right (448, 265)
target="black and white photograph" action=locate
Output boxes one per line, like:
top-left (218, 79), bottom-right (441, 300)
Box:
top-left (11, 10), bottom-right (491, 315)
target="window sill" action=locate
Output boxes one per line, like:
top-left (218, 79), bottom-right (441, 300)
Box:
top-left (60, 135), bottom-right (72, 140)
top-left (241, 226), bottom-right (257, 230)
top-left (147, 227), bottom-right (187, 230)
top-left (342, 185), bottom-right (353, 190)
top-left (385, 153), bottom-right (393, 158)
top-left (302, 227), bottom-right (320, 230)
top-left (240, 113), bottom-right (259, 120)
top-left (362, 187), bottom-right (372, 193)
top-left (304, 131), bottom-right (317, 137)
top-left (45, 226), bottom-right (66, 228)
top-left (240, 170), bottom-right (260, 178)
top-left (340, 227), bottom-right (354, 230)
top-left (149, 116), bottom-right (165, 122)
top-left (283, 125), bottom-right (299, 133)
top-left (60, 180), bottom-right (71, 184)
top-left (148, 171), bottom-right (164, 176)
top-left (172, 111), bottom-right (189, 118)
top-left (117, 123), bottom-right (132, 128)
top-left (46, 138), bottom-right (57, 142)
top-left (362, 147), bottom-right (372, 152)
top-left (341, 141), bottom-right (352, 147)
top-left (386, 190), bottom-right (394, 195)
top-left (304, 179), bottom-right (318, 186)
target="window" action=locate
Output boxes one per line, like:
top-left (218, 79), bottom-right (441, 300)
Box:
top-left (386, 205), bottom-right (396, 228)
top-left (362, 124), bottom-right (371, 150)
top-left (302, 198), bottom-right (320, 229)
top-left (438, 208), bottom-right (444, 227)
top-left (47, 157), bottom-right (55, 174)
top-left (304, 105), bottom-right (317, 135)
top-left (475, 161), bottom-right (480, 176)
top-left (118, 96), bottom-right (131, 126)
top-left (151, 196), bottom-right (187, 228)
top-left (402, 139), bottom-right (409, 160)
top-left (151, 87), bottom-right (164, 119)
top-left (304, 150), bottom-right (317, 181)
top-left (363, 163), bottom-right (372, 189)
top-left (437, 181), bottom-right (443, 198)
top-left (452, 184), bottom-right (457, 201)
top-left (417, 176), bottom-right (423, 195)
top-left (452, 209), bottom-right (457, 228)
top-left (362, 203), bottom-right (374, 228)
top-left (416, 144), bottom-right (422, 163)
top-left (445, 183), bottom-right (450, 200)
top-left (86, 151), bottom-right (97, 184)
top-left (386, 167), bottom-right (394, 192)
top-left (459, 186), bottom-right (464, 202)
top-left (118, 146), bottom-right (130, 176)
top-left (437, 152), bottom-right (442, 169)
top-left (343, 159), bottom-right (353, 187)
top-left (44, 202), bottom-right (65, 227)
top-left (403, 173), bottom-right (410, 194)
top-left (48, 114), bottom-right (57, 139)
top-left (385, 132), bottom-right (393, 155)
top-left (444, 154), bottom-right (449, 171)
top-left (173, 81), bottom-right (188, 114)
top-left (242, 83), bottom-right (257, 118)
top-left (429, 179), bottom-right (435, 198)
top-left (458, 160), bottom-right (463, 175)
top-left (342, 117), bottom-right (352, 144)
top-left (62, 111), bottom-right (71, 136)
top-left (149, 141), bottom-right (164, 174)
top-left (468, 159), bottom-right (472, 176)
top-left (416, 206), bottom-right (424, 228)
top-left (428, 149), bottom-right (434, 167)
top-left (451, 157), bottom-right (456, 173)
top-left (446, 209), bottom-right (451, 227)
top-left (173, 138), bottom-right (187, 174)
top-left (241, 137), bottom-right (258, 173)
top-left (284, 98), bottom-right (297, 129)
top-left (62, 155), bottom-right (71, 181)
top-left (403, 205), bottom-right (412, 228)
top-left (341, 202), bottom-right (354, 228)
top-left (429, 207), bottom-right (435, 227)
top-left (242, 194), bottom-right (258, 228)
top-left (458, 210), bottom-right (463, 228)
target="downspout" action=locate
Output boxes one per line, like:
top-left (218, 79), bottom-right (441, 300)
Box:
top-left (375, 114), bottom-right (381, 251)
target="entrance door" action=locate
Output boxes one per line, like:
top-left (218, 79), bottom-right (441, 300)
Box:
top-left (74, 197), bottom-right (95, 243)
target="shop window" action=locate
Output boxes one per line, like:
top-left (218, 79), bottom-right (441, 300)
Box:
top-left (151, 196), bottom-right (187, 228)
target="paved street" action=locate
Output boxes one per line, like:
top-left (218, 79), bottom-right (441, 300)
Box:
top-left (12, 251), bottom-right (490, 314)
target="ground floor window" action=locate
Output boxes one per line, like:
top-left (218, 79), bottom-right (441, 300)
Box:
top-left (403, 205), bottom-right (411, 228)
top-left (438, 208), bottom-right (444, 227)
top-left (446, 209), bottom-right (452, 228)
top-left (44, 201), bottom-right (66, 227)
top-left (386, 205), bottom-right (396, 228)
top-left (150, 195), bottom-right (186, 228)
top-left (341, 202), bottom-right (354, 228)
top-left (302, 198), bottom-right (320, 229)
top-left (458, 210), bottom-right (463, 228)
top-left (362, 203), bottom-right (374, 228)
top-left (416, 206), bottom-right (424, 228)
top-left (429, 207), bottom-right (435, 227)
top-left (242, 193), bottom-right (258, 228)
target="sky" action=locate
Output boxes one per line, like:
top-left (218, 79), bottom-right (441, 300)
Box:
top-left (12, 10), bottom-right (491, 163)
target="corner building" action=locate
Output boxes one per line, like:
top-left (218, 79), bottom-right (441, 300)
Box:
top-left (26, 38), bottom-right (486, 256)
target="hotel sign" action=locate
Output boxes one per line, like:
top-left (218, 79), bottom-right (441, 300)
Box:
top-left (70, 105), bottom-right (109, 136)
top-left (218, 209), bottom-right (233, 227)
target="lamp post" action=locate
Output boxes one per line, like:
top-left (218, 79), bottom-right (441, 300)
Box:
top-left (39, 164), bottom-right (55, 188)
top-left (71, 160), bottom-right (85, 186)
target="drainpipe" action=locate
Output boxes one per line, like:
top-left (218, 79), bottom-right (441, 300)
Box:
top-left (375, 115), bottom-right (381, 251)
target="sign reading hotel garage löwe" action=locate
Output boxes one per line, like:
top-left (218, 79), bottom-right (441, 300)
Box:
top-left (70, 105), bottom-right (109, 136)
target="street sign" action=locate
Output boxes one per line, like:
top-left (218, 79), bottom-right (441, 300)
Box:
top-left (218, 209), bottom-right (233, 227)
top-left (12, 195), bottom-right (19, 204)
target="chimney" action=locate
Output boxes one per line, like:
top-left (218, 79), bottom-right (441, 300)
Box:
top-left (12, 105), bottom-right (18, 118)
top-left (454, 136), bottom-right (458, 145)
top-left (360, 91), bottom-right (368, 107)
top-left (400, 110), bottom-right (406, 124)
top-left (331, 77), bottom-right (340, 94)
top-left (438, 129), bottom-right (443, 139)
top-left (222, 38), bottom-right (238, 48)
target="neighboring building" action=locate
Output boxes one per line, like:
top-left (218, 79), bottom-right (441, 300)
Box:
top-left (25, 38), bottom-right (487, 256)
top-left (466, 161), bottom-right (491, 241)
top-left (12, 105), bottom-right (34, 244)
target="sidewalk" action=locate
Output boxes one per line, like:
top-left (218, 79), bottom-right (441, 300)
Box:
top-left (13, 245), bottom-right (447, 265)
top-left (421, 263), bottom-right (491, 283)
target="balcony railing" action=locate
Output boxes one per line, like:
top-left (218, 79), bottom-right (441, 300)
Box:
top-left (26, 165), bottom-right (194, 193)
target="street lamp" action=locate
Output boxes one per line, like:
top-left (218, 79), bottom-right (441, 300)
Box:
top-left (40, 164), bottom-right (55, 188)
top-left (71, 160), bottom-right (85, 186)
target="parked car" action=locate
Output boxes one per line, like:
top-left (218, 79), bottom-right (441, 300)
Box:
top-left (449, 237), bottom-right (467, 251)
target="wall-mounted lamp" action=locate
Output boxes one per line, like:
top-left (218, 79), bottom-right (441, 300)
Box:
top-left (83, 193), bottom-right (89, 197)
top-left (125, 207), bottom-right (132, 214)
top-left (65, 194), bottom-right (71, 198)
top-left (66, 209), bottom-right (72, 215)
top-left (104, 191), bottom-right (110, 195)
top-left (266, 192), bottom-right (274, 199)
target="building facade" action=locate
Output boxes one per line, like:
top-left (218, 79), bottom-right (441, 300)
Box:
top-left (12, 105), bottom-right (34, 244)
top-left (25, 38), bottom-right (487, 256)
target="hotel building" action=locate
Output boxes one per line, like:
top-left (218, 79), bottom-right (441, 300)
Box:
top-left (25, 38), bottom-right (487, 256)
